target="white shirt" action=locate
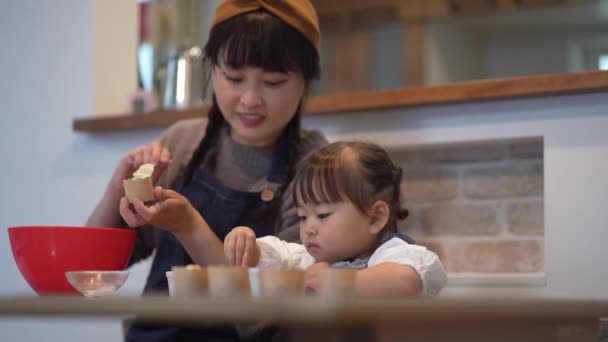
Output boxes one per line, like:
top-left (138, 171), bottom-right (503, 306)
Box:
top-left (256, 236), bottom-right (447, 296)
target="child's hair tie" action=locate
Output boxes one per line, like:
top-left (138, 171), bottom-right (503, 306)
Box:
top-left (392, 165), bottom-right (403, 182)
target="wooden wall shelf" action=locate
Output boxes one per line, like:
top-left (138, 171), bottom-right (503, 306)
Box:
top-left (73, 70), bottom-right (608, 133)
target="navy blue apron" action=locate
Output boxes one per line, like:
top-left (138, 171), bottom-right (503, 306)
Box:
top-left (127, 138), bottom-right (288, 342)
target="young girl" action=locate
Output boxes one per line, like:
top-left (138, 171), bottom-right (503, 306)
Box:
top-left (224, 141), bottom-right (447, 297)
top-left (86, 1), bottom-right (326, 340)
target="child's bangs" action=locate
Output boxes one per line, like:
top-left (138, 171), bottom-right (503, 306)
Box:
top-left (294, 155), bottom-right (366, 209)
top-left (207, 11), bottom-right (302, 73)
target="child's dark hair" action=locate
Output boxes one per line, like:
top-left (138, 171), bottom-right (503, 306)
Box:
top-left (293, 141), bottom-right (408, 234)
top-left (182, 10), bottom-right (320, 230)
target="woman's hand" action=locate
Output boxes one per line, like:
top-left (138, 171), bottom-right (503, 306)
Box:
top-left (122, 186), bottom-right (232, 267)
top-left (120, 186), bottom-right (199, 234)
top-left (87, 142), bottom-right (172, 228)
top-left (304, 261), bottom-right (331, 292)
top-left (223, 226), bottom-right (260, 267)
top-left (109, 141), bottom-right (172, 194)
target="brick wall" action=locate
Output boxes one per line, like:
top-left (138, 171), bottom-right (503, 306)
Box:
top-left (391, 139), bottom-right (544, 273)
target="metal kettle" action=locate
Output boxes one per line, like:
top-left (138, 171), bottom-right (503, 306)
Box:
top-left (158, 45), bottom-right (204, 109)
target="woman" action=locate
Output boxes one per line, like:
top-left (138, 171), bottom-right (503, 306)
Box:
top-left (87, 1), bottom-right (326, 340)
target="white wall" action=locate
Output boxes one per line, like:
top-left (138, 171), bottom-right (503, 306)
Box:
top-left (0, 1), bottom-right (155, 340)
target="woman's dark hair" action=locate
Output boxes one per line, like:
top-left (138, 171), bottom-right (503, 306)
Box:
top-left (181, 10), bottom-right (321, 230)
top-left (293, 141), bottom-right (409, 234)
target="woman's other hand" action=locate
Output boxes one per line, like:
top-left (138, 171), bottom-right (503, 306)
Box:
top-left (304, 261), bottom-right (331, 292)
top-left (110, 141), bottom-right (172, 194)
top-left (223, 226), bottom-right (260, 267)
top-left (120, 186), bottom-right (198, 233)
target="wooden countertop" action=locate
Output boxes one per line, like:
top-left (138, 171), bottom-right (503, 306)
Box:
top-left (73, 70), bottom-right (608, 133)
top-left (1, 296), bottom-right (607, 324)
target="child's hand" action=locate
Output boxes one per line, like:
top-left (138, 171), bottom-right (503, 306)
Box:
top-left (119, 186), bottom-right (198, 233)
top-left (223, 226), bottom-right (260, 267)
top-left (110, 141), bottom-right (172, 194)
top-left (304, 262), bottom-right (331, 292)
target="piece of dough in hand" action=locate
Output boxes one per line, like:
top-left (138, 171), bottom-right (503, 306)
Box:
top-left (123, 163), bottom-right (155, 202)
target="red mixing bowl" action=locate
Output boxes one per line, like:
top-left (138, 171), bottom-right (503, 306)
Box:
top-left (8, 226), bottom-right (136, 295)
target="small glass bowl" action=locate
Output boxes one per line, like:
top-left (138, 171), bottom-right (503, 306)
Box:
top-left (65, 270), bottom-right (129, 297)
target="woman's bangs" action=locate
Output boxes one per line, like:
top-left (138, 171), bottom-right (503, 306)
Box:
top-left (209, 12), bottom-right (300, 73)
